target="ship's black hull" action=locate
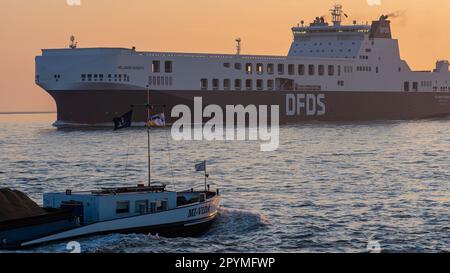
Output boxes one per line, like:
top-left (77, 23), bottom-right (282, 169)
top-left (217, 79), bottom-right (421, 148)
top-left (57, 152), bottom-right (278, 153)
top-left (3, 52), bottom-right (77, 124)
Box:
top-left (2, 214), bottom-right (217, 250)
top-left (47, 90), bottom-right (450, 126)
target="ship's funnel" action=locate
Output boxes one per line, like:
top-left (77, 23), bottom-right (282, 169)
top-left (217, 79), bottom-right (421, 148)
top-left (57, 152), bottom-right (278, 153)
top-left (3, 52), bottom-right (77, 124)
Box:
top-left (369, 16), bottom-right (392, 39)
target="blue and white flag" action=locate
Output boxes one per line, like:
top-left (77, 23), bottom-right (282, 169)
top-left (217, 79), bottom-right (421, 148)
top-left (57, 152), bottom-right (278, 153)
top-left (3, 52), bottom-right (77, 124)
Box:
top-left (147, 113), bottom-right (166, 127)
top-left (195, 161), bottom-right (206, 172)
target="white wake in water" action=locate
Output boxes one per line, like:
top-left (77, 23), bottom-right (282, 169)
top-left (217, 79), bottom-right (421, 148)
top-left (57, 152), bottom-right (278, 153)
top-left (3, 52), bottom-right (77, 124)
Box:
top-left (27, 207), bottom-right (271, 253)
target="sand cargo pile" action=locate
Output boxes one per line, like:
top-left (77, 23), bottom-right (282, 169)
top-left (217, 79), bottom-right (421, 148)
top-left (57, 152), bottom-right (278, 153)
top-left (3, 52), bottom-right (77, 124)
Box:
top-left (0, 188), bottom-right (46, 222)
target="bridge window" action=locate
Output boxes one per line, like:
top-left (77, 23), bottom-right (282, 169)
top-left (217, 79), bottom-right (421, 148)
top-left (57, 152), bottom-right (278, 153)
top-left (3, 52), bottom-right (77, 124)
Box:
top-left (201, 79), bottom-right (208, 90)
top-left (257, 63), bottom-right (263, 75)
top-left (152, 61), bottom-right (160, 73)
top-left (267, 64), bottom-right (274, 75)
top-left (318, 65), bottom-right (325, 76)
top-left (267, 80), bottom-right (274, 90)
top-left (328, 65), bottom-right (334, 76)
top-left (224, 79), bottom-right (231, 90)
top-left (245, 63), bottom-right (253, 74)
top-left (234, 79), bottom-right (241, 90)
top-left (116, 201), bottom-right (130, 214)
top-left (246, 79), bottom-right (253, 90)
top-left (288, 64), bottom-right (295, 75)
top-left (308, 65), bottom-right (315, 76)
top-left (256, 79), bottom-right (263, 91)
top-left (224, 63), bottom-right (231, 68)
top-left (165, 61), bottom-right (173, 73)
top-left (298, 64), bottom-right (305, 76)
top-left (234, 63), bottom-right (242, 70)
top-left (278, 64), bottom-right (284, 75)
top-left (212, 79), bottom-right (219, 90)
top-left (412, 82), bottom-right (418, 92)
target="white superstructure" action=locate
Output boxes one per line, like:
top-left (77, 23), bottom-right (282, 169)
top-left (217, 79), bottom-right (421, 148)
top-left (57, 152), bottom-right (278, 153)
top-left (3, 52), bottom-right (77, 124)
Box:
top-left (36, 5), bottom-right (450, 94)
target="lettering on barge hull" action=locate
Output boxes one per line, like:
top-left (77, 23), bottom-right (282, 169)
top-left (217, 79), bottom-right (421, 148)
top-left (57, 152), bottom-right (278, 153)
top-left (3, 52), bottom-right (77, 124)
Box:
top-left (188, 205), bottom-right (211, 218)
top-left (286, 93), bottom-right (326, 117)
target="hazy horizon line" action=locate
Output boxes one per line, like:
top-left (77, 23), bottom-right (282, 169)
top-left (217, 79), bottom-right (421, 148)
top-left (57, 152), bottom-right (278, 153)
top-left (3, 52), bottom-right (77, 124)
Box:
top-left (0, 111), bottom-right (56, 115)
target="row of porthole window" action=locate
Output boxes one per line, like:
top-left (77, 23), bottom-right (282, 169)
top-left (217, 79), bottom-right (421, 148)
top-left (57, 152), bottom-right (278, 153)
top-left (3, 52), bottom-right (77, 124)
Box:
top-left (224, 63), bottom-right (341, 77)
top-left (295, 42), bottom-right (357, 47)
top-left (200, 78), bottom-right (347, 90)
top-left (81, 74), bottom-right (130, 82)
top-left (148, 76), bottom-right (173, 86)
top-left (300, 49), bottom-right (354, 54)
top-left (405, 82), bottom-right (449, 92)
top-left (201, 79), bottom-right (274, 91)
top-left (356, 66), bottom-right (373, 72)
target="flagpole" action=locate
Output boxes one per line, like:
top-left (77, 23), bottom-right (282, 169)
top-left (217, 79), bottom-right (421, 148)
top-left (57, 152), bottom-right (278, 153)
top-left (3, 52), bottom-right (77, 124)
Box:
top-left (147, 85), bottom-right (151, 187)
top-left (204, 160), bottom-right (207, 193)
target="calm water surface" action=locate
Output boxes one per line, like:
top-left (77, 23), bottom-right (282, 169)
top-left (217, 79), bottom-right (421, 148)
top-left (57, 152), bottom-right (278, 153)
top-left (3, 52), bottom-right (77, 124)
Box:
top-left (0, 114), bottom-right (449, 253)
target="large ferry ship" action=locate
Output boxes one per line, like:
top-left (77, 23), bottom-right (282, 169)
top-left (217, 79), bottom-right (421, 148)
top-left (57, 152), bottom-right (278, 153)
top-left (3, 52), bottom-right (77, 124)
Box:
top-left (35, 5), bottom-right (450, 126)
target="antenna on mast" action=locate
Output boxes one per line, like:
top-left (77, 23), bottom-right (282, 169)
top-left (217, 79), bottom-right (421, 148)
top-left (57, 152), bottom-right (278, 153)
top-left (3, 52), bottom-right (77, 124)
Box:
top-left (235, 38), bottom-right (241, 56)
top-left (69, 35), bottom-right (77, 49)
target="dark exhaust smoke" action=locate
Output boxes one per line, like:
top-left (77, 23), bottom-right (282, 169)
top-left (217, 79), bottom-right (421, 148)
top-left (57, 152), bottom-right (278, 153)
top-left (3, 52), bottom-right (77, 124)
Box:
top-left (384, 10), bottom-right (406, 19)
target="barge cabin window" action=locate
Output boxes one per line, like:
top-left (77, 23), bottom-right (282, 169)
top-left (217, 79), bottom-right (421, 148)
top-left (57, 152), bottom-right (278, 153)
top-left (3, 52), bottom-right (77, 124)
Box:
top-left (116, 201), bottom-right (130, 214)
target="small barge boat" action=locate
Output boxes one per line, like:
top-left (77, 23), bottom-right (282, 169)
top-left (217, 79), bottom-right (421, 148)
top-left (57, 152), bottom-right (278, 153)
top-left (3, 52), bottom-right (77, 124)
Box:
top-left (0, 94), bottom-right (221, 250)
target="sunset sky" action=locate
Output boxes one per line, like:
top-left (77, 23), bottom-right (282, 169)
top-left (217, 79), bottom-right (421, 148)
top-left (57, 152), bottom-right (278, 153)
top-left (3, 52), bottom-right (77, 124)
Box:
top-left (1, 0), bottom-right (450, 112)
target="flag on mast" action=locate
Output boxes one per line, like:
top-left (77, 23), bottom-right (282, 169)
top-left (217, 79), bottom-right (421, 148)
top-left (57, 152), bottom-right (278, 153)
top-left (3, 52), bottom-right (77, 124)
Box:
top-left (195, 161), bottom-right (206, 172)
top-left (147, 113), bottom-right (166, 127)
top-left (113, 110), bottom-right (133, 130)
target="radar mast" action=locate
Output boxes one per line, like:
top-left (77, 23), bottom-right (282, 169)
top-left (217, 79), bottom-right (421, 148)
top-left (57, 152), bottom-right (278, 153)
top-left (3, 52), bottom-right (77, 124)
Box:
top-left (69, 35), bottom-right (77, 49)
top-left (330, 4), bottom-right (348, 26)
top-left (235, 38), bottom-right (241, 56)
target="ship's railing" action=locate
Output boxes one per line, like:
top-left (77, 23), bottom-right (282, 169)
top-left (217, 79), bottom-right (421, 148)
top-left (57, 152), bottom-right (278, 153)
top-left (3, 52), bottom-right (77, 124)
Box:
top-left (292, 24), bottom-right (370, 35)
top-left (138, 51), bottom-right (288, 61)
